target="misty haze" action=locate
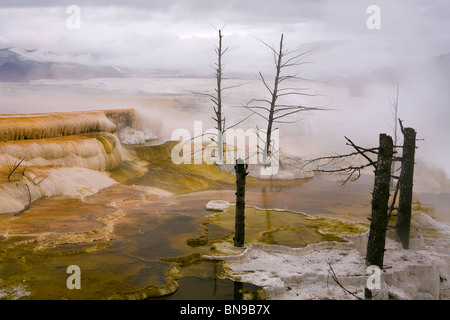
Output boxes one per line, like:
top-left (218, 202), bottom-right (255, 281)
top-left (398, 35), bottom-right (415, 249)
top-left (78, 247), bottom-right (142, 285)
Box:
top-left (0, 0), bottom-right (449, 304)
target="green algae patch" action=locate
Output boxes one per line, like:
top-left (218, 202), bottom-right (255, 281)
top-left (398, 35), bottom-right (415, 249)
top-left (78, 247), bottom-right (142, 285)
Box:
top-left (107, 266), bottom-right (180, 300)
top-left (160, 253), bottom-right (204, 269)
top-left (123, 141), bottom-right (313, 194)
top-left (156, 256), bottom-right (266, 300)
top-left (129, 162), bottom-right (234, 193)
top-left (109, 159), bottom-right (148, 183)
top-left (384, 199), bottom-right (438, 243)
top-left (188, 205), bottom-right (369, 251)
top-left (0, 233), bottom-right (179, 300)
top-left (127, 142), bottom-right (236, 193)
top-left (304, 216), bottom-right (368, 238)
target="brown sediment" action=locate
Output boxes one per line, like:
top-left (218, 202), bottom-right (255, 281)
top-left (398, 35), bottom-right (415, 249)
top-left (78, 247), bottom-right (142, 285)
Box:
top-left (0, 196), bottom-right (119, 249)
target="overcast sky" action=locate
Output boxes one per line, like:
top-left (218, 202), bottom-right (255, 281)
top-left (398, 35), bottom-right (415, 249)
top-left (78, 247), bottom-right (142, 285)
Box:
top-left (1, 0), bottom-right (450, 79)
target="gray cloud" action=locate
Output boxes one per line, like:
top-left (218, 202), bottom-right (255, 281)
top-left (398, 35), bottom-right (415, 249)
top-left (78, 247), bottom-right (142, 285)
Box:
top-left (0, 0), bottom-right (450, 79)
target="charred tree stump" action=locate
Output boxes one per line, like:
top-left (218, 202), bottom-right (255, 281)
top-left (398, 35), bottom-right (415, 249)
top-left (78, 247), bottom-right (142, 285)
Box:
top-left (234, 159), bottom-right (248, 247)
top-left (395, 127), bottom-right (417, 249)
top-left (366, 134), bottom-right (394, 269)
top-left (233, 281), bottom-right (243, 300)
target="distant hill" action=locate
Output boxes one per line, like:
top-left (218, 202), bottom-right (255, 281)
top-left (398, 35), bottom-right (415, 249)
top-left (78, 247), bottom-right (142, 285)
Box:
top-left (0, 48), bottom-right (126, 82)
top-left (330, 53), bottom-right (450, 97)
top-left (0, 48), bottom-right (211, 82)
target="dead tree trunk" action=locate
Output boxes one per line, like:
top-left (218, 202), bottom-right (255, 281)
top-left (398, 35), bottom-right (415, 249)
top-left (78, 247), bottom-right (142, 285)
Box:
top-left (395, 127), bottom-right (417, 249)
top-left (263, 34), bottom-right (284, 162)
top-left (243, 34), bottom-right (323, 165)
top-left (234, 159), bottom-right (248, 247)
top-left (215, 29), bottom-right (224, 163)
top-left (366, 134), bottom-right (393, 269)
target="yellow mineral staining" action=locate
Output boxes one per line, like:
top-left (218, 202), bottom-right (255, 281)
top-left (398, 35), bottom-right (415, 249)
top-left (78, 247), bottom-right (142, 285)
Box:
top-left (107, 266), bottom-right (180, 300)
top-left (0, 133), bottom-right (122, 171)
top-left (0, 111), bottom-right (117, 141)
top-left (128, 141), bottom-right (237, 193)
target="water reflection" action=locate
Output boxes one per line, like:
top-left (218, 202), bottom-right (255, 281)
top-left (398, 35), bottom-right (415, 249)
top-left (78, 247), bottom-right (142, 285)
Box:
top-left (162, 277), bottom-right (261, 300)
top-left (150, 260), bottom-right (263, 300)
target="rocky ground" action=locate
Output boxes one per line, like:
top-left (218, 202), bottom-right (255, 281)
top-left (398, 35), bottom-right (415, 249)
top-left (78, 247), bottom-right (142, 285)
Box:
top-left (206, 210), bottom-right (450, 300)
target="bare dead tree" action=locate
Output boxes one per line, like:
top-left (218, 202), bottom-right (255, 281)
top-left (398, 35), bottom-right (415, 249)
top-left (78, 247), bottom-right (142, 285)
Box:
top-left (306, 133), bottom-right (394, 269)
top-left (304, 110), bottom-right (420, 267)
top-left (366, 134), bottom-right (394, 269)
top-left (234, 159), bottom-right (248, 247)
top-left (7, 157), bottom-right (25, 182)
top-left (395, 126), bottom-right (417, 249)
top-left (187, 27), bottom-right (249, 164)
top-left (389, 84), bottom-right (400, 187)
top-left (242, 34), bottom-right (323, 164)
top-left (5, 158), bottom-right (49, 216)
top-left (214, 28), bottom-right (225, 163)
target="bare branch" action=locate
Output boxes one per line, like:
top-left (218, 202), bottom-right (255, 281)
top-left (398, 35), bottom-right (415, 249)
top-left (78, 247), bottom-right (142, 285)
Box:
top-left (277, 91), bottom-right (318, 98)
top-left (273, 108), bottom-right (306, 120)
top-left (35, 174), bottom-right (49, 186)
top-left (244, 107), bottom-right (270, 122)
top-left (258, 71), bottom-right (273, 95)
top-left (14, 184), bottom-right (31, 216)
top-left (303, 135), bottom-right (380, 185)
top-left (318, 164), bottom-right (373, 186)
top-left (248, 98), bottom-right (272, 106)
top-left (8, 158), bottom-right (25, 182)
top-left (245, 105), bottom-right (272, 112)
top-left (226, 113), bottom-right (254, 131)
top-left (386, 177), bottom-right (401, 224)
top-left (280, 50), bottom-right (312, 68)
top-left (344, 136), bottom-right (377, 168)
top-left (398, 118), bottom-right (405, 135)
top-left (222, 82), bottom-right (247, 91)
top-left (251, 35), bottom-right (279, 57)
top-left (327, 261), bottom-right (363, 300)
top-left (273, 106), bottom-right (327, 119)
top-left (186, 90), bottom-right (217, 100)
